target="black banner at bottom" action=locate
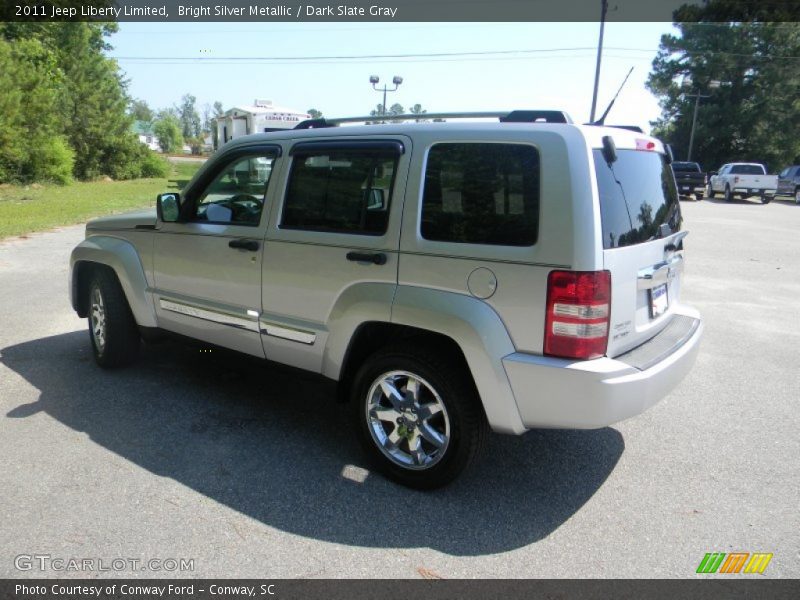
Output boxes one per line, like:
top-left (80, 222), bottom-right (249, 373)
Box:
top-left (2, 579), bottom-right (800, 600)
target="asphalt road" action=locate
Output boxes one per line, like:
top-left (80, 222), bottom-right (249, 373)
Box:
top-left (1, 197), bottom-right (798, 579)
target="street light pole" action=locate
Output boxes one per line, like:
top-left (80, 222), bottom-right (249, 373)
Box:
top-left (589, 0), bottom-right (609, 123)
top-left (369, 75), bottom-right (403, 117)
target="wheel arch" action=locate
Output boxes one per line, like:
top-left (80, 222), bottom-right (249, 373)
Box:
top-left (70, 236), bottom-right (157, 327)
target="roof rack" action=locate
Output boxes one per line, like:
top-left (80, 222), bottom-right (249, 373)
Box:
top-left (294, 110), bottom-right (573, 129)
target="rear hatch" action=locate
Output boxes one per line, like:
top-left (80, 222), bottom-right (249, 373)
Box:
top-left (594, 142), bottom-right (685, 357)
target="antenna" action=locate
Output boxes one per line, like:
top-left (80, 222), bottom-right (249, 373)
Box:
top-left (594, 67), bottom-right (634, 126)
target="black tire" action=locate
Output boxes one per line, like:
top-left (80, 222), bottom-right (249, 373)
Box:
top-left (760, 193), bottom-right (771, 204)
top-left (87, 268), bottom-right (140, 368)
top-left (724, 185), bottom-right (733, 203)
top-left (795, 187), bottom-right (800, 205)
top-left (695, 192), bottom-right (704, 201)
top-left (351, 341), bottom-right (488, 489)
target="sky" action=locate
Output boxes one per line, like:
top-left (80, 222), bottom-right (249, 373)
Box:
top-left (109, 21), bottom-right (678, 133)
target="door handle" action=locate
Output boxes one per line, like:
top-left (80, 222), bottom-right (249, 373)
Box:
top-left (228, 238), bottom-right (260, 251)
top-left (346, 251), bottom-right (387, 265)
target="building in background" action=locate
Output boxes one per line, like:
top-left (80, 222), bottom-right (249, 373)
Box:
top-left (132, 120), bottom-right (159, 151)
top-left (215, 100), bottom-right (310, 149)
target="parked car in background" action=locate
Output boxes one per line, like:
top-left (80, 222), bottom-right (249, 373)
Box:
top-left (672, 161), bottom-right (706, 200)
top-left (773, 165), bottom-right (800, 204)
top-left (707, 163), bottom-right (777, 204)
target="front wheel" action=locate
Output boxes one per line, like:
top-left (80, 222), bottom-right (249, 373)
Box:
top-left (351, 343), bottom-right (487, 489)
top-left (88, 269), bottom-right (140, 368)
top-left (761, 193), bottom-right (771, 204)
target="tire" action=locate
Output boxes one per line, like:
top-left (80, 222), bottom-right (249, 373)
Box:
top-left (695, 192), bottom-right (704, 201)
top-left (87, 268), bottom-right (140, 368)
top-left (724, 185), bottom-right (733, 203)
top-left (795, 187), bottom-right (800, 205)
top-left (706, 184), bottom-right (716, 199)
top-left (351, 342), bottom-right (487, 489)
top-left (761, 193), bottom-right (771, 204)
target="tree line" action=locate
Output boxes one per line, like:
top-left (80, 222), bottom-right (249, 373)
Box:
top-left (0, 22), bottom-right (167, 184)
top-left (130, 96), bottom-right (224, 155)
top-left (647, 1), bottom-right (800, 172)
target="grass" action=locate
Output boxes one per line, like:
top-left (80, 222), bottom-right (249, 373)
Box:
top-left (0, 160), bottom-right (204, 240)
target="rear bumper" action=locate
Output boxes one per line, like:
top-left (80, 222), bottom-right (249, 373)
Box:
top-left (501, 308), bottom-right (703, 430)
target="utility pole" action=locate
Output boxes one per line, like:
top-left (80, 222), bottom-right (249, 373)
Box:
top-left (589, 0), bottom-right (609, 123)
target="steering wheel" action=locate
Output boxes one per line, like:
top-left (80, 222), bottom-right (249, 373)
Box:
top-left (227, 194), bottom-right (262, 223)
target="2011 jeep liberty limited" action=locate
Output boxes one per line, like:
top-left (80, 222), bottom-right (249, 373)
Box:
top-left (70, 110), bottom-right (703, 489)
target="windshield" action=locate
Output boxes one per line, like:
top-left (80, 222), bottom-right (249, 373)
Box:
top-left (594, 149), bottom-right (682, 250)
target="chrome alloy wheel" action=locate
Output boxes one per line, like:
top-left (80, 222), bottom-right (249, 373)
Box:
top-left (365, 370), bottom-right (450, 470)
top-left (90, 286), bottom-right (107, 353)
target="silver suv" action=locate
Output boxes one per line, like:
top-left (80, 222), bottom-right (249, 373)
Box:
top-left (69, 111), bottom-right (703, 489)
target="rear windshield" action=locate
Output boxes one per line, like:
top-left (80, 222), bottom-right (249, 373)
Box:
top-left (594, 149), bottom-right (681, 249)
top-left (672, 162), bottom-right (700, 172)
top-left (730, 164), bottom-right (765, 175)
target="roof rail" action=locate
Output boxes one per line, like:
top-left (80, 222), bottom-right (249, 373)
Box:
top-left (294, 110), bottom-right (573, 129)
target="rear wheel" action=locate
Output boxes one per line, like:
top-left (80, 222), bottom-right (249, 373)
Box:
top-left (88, 268), bottom-right (140, 368)
top-left (351, 342), bottom-right (487, 489)
top-left (761, 192), bottom-right (771, 204)
top-left (695, 192), bottom-right (704, 201)
top-left (724, 185), bottom-right (733, 203)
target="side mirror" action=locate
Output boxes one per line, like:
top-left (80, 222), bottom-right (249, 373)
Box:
top-left (157, 193), bottom-right (182, 222)
top-left (366, 188), bottom-right (386, 210)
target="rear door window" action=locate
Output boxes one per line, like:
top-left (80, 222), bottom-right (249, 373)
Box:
top-left (421, 143), bottom-right (540, 246)
top-left (729, 165), bottom-right (765, 175)
top-left (594, 149), bottom-right (681, 249)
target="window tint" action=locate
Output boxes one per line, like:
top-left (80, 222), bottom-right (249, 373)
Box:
top-left (594, 149), bottom-right (681, 249)
top-left (730, 164), bottom-right (765, 175)
top-left (281, 149), bottom-right (397, 235)
top-left (421, 143), bottom-right (539, 246)
top-left (194, 155), bottom-right (275, 225)
top-left (672, 162), bottom-right (700, 172)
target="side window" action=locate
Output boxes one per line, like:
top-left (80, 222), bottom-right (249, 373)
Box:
top-left (281, 148), bottom-right (398, 235)
top-left (421, 143), bottom-right (540, 246)
top-left (779, 167), bottom-right (790, 178)
top-left (194, 154), bottom-right (275, 225)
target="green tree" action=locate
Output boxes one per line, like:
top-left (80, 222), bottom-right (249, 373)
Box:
top-left (0, 37), bottom-right (73, 184)
top-left (177, 94), bottom-right (201, 138)
top-left (307, 108), bottom-right (323, 119)
top-left (1, 21), bottom-right (163, 181)
top-left (130, 98), bottom-right (154, 124)
top-left (409, 103), bottom-right (428, 122)
top-left (153, 113), bottom-right (184, 154)
top-left (647, 3), bottom-right (800, 170)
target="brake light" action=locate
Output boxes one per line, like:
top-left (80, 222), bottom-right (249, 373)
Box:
top-left (635, 139), bottom-right (656, 151)
top-left (544, 270), bottom-right (611, 360)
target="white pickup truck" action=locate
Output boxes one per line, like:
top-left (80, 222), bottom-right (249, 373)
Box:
top-left (706, 163), bottom-right (778, 203)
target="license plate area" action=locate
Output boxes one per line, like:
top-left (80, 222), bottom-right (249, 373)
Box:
top-left (649, 283), bottom-right (668, 319)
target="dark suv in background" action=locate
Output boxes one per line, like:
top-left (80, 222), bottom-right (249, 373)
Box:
top-left (774, 165), bottom-right (800, 204)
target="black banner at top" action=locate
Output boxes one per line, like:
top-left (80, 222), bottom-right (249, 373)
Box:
top-left (3, 0), bottom-right (800, 22)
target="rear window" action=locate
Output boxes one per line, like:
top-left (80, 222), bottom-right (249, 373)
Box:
top-left (421, 143), bottom-right (540, 246)
top-left (730, 164), bottom-right (765, 175)
top-left (672, 162), bottom-right (700, 172)
top-left (594, 149), bottom-right (681, 249)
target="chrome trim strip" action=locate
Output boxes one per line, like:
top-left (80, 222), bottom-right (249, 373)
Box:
top-left (159, 298), bottom-right (259, 333)
top-left (637, 255), bottom-right (684, 290)
top-left (259, 320), bottom-right (316, 345)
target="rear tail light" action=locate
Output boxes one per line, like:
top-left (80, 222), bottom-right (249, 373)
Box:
top-left (544, 270), bottom-right (611, 360)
